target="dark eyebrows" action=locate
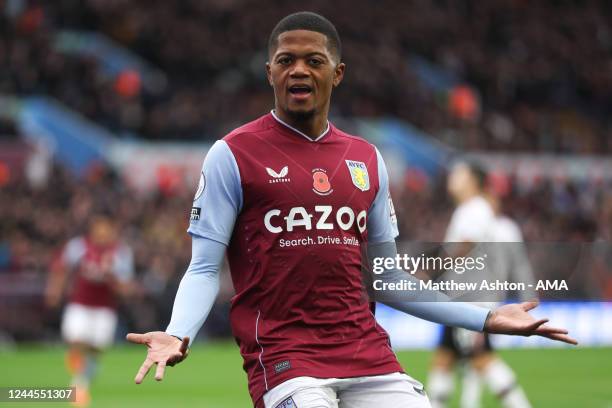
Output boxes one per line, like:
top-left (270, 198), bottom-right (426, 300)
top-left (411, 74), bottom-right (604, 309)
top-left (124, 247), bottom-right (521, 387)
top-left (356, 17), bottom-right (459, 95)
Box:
top-left (273, 51), bottom-right (330, 61)
top-left (307, 52), bottom-right (328, 61)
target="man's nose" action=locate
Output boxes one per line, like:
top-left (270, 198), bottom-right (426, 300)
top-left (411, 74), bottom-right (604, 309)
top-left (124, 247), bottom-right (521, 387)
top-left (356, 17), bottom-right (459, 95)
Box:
top-left (290, 60), bottom-right (310, 77)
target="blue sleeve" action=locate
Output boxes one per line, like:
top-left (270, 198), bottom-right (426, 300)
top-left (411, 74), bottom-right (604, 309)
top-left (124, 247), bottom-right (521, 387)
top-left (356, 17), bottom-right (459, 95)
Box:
top-left (188, 140), bottom-right (242, 245)
top-left (384, 300), bottom-right (491, 332)
top-left (367, 147), bottom-right (399, 243)
top-left (165, 235), bottom-right (226, 345)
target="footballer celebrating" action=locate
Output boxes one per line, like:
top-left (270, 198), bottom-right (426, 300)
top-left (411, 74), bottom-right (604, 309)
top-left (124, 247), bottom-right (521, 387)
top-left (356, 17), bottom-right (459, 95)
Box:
top-left (127, 12), bottom-right (576, 408)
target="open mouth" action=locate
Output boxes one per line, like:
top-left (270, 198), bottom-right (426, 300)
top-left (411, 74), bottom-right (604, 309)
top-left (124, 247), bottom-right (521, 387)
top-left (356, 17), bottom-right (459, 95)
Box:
top-left (288, 85), bottom-right (313, 96)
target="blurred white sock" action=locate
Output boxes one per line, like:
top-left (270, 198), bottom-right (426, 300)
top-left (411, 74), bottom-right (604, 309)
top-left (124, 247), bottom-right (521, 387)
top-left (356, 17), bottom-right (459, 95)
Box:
top-left (427, 368), bottom-right (454, 408)
top-left (460, 366), bottom-right (482, 408)
top-left (483, 359), bottom-right (531, 408)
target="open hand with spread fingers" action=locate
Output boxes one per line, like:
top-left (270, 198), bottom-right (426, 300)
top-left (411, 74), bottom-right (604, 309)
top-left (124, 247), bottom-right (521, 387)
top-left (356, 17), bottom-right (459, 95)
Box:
top-left (126, 331), bottom-right (190, 383)
top-left (484, 300), bottom-right (578, 345)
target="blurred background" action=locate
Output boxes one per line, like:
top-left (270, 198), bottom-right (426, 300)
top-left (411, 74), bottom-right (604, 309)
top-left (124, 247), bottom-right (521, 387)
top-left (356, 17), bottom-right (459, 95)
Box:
top-left (0, 0), bottom-right (611, 407)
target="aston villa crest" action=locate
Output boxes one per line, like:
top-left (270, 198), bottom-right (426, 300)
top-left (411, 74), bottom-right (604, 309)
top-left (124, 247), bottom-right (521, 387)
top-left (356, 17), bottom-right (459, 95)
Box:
top-left (345, 160), bottom-right (370, 191)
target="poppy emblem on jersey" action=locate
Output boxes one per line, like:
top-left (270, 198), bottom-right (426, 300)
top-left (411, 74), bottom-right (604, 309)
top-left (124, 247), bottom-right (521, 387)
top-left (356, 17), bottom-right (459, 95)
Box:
top-left (312, 168), bottom-right (333, 196)
top-left (194, 171), bottom-right (205, 201)
top-left (345, 160), bottom-right (370, 191)
top-left (266, 166), bottom-right (291, 183)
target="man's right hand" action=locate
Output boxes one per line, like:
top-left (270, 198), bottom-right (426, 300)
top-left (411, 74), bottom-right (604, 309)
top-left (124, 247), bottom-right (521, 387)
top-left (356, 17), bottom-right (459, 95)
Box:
top-left (126, 331), bottom-right (190, 383)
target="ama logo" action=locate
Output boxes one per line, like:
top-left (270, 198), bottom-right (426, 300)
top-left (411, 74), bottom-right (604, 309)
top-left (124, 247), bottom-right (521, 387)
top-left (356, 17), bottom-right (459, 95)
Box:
top-left (312, 168), bottom-right (332, 196)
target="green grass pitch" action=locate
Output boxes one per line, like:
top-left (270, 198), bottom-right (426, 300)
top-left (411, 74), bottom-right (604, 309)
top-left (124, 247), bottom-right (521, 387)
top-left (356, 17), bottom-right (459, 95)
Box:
top-left (1, 343), bottom-right (611, 407)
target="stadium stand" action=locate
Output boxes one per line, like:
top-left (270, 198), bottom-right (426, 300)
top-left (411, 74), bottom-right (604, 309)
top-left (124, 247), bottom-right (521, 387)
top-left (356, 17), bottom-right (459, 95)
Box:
top-left (1, 0), bottom-right (611, 151)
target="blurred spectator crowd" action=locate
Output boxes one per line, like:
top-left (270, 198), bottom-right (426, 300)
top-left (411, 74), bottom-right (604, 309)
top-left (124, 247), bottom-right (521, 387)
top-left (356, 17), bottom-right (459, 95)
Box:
top-left (1, 0), bottom-right (611, 152)
top-left (395, 172), bottom-right (612, 244)
top-left (2, 159), bottom-right (609, 276)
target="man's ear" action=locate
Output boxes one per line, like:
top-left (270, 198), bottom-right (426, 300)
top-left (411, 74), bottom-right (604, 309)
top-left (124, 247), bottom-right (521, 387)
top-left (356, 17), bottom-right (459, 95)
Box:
top-left (266, 62), bottom-right (273, 87)
top-left (333, 62), bottom-right (346, 87)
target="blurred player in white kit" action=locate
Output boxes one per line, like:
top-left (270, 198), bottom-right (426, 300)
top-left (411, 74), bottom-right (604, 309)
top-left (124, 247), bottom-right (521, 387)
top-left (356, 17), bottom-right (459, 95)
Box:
top-left (427, 161), bottom-right (535, 408)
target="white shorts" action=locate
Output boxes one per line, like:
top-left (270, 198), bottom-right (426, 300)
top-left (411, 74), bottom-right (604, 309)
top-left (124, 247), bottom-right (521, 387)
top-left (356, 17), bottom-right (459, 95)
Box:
top-left (263, 372), bottom-right (431, 408)
top-left (61, 303), bottom-right (117, 349)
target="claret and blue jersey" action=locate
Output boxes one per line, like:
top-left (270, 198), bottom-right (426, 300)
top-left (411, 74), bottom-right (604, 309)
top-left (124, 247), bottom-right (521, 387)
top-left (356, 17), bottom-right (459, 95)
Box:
top-left (185, 111), bottom-right (401, 406)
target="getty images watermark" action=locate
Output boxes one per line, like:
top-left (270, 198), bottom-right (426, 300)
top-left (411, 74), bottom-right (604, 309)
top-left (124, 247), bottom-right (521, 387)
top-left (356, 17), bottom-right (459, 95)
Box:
top-left (372, 253), bottom-right (487, 275)
top-left (363, 241), bottom-right (608, 302)
top-left (371, 253), bottom-right (567, 292)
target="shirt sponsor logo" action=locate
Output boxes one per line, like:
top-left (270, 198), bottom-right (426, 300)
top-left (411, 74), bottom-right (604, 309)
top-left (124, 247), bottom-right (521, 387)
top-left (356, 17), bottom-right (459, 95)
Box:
top-left (312, 168), bottom-right (332, 196)
top-left (190, 207), bottom-right (201, 221)
top-left (266, 166), bottom-right (291, 183)
top-left (345, 160), bottom-right (370, 191)
top-left (194, 172), bottom-right (205, 201)
top-left (264, 206), bottom-right (367, 233)
top-left (274, 360), bottom-right (291, 374)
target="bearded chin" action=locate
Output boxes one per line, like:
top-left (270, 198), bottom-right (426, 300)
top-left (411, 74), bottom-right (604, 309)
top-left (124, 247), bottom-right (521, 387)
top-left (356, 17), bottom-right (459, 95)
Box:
top-left (286, 108), bottom-right (316, 121)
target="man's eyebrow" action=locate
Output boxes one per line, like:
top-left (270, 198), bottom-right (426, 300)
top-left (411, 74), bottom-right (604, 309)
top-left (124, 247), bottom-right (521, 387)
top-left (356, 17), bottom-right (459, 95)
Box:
top-left (274, 51), bottom-right (330, 59)
top-left (305, 52), bottom-right (329, 59)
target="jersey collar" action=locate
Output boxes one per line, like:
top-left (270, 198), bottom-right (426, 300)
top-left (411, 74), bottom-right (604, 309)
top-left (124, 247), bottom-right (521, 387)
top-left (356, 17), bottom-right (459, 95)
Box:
top-left (270, 110), bottom-right (331, 142)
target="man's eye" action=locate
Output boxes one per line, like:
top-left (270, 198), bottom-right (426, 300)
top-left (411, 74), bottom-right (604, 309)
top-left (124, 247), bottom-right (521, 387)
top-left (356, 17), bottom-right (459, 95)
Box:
top-left (277, 57), bottom-right (292, 65)
top-left (309, 59), bottom-right (322, 66)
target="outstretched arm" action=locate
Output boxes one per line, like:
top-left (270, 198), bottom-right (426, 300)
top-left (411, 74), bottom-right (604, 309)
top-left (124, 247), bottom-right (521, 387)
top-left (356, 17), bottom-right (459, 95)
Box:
top-left (368, 240), bottom-right (577, 345)
top-left (127, 140), bottom-right (243, 383)
top-left (367, 148), bottom-right (576, 345)
top-left (126, 235), bottom-right (226, 382)
top-left (165, 237), bottom-right (225, 343)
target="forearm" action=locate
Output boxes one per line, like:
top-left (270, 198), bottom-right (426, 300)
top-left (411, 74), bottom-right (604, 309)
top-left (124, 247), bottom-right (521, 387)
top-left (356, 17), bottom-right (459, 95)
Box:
top-left (165, 236), bottom-right (225, 345)
top-left (382, 299), bottom-right (491, 331)
top-left (368, 240), bottom-right (491, 332)
top-left (45, 265), bottom-right (69, 304)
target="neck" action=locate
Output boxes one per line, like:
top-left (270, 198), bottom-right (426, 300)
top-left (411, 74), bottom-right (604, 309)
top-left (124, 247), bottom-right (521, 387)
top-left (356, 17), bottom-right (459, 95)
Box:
top-left (274, 107), bottom-right (329, 140)
top-left (456, 190), bottom-right (480, 204)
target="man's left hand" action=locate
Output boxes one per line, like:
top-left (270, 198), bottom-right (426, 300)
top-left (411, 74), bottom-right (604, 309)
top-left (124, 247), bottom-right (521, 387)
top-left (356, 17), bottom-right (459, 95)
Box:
top-left (484, 300), bottom-right (578, 345)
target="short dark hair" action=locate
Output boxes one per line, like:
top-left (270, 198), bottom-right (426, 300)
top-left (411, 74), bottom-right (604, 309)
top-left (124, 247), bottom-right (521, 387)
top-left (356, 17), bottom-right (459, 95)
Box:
top-left (464, 159), bottom-right (488, 190)
top-left (268, 11), bottom-right (341, 61)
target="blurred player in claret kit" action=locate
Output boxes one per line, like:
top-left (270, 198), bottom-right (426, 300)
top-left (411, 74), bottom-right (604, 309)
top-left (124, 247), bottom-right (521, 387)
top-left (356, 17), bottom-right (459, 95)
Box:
top-left (427, 162), bottom-right (536, 408)
top-left (127, 12), bottom-right (576, 408)
top-left (45, 213), bottom-right (135, 407)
